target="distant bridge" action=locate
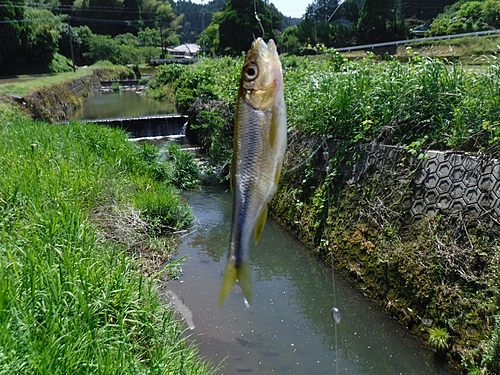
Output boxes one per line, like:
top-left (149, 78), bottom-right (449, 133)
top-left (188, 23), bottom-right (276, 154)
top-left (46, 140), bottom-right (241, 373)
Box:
top-left (79, 114), bottom-right (189, 139)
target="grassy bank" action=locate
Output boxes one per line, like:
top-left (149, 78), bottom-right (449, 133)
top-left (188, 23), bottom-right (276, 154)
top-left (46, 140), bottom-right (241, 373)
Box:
top-left (0, 61), bottom-right (134, 97)
top-left (0, 105), bottom-right (212, 374)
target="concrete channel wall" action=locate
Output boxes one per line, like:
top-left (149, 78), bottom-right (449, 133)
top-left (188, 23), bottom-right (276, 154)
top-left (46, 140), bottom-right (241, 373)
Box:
top-left (332, 141), bottom-right (500, 221)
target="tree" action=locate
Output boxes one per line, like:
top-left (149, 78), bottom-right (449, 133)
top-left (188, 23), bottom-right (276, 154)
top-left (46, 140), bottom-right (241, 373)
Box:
top-left (356, 0), bottom-right (405, 44)
top-left (0, 0), bottom-right (25, 73)
top-left (218, 0), bottom-right (281, 55)
top-left (483, 0), bottom-right (500, 27)
top-left (278, 25), bottom-right (301, 53)
top-left (138, 27), bottom-right (161, 47)
top-left (427, 0), bottom-right (500, 36)
top-left (304, 0), bottom-right (341, 23)
top-left (142, 0), bottom-right (183, 47)
top-left (197, 11), bottom-right (223, 54)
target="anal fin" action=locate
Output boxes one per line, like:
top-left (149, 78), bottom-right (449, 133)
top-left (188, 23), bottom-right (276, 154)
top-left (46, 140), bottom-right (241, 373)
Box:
top-left (219, 260), bottom-right (253, 305)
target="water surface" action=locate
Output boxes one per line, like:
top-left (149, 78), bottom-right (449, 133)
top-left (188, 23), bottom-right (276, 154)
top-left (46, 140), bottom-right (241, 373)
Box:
top-left (73, 91), bottom-right (175, 120)
top-left (165, 188), bottom-right (451, 375)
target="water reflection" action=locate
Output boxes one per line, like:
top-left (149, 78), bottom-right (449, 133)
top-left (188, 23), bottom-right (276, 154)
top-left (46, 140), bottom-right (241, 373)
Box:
top-left (72, 91), bottom-right (175, 120)
top-left (165, 188), bottom-right (450, 375)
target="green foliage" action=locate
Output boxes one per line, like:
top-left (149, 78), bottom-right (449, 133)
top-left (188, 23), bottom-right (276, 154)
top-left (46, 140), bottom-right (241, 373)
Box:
top-left (75, 28), bottom-right (161, 65)
top-left (0, 103), bottom-right (27, 125)
top-left (0, 0), bottom-right (24, 73)
top-left (173, 0), bottom-right (226, 44)
top-left (164, 255), bottom-right (187, 280)
top-left (133, 180), bottom-right (193, 233)
top-left (356, 0), bottom-right (406, 43)
top-left (111, 81), bottom-right (121, 92)
top-left (428, 0), bottom-right (500, 36)
top-left (150, 49), bottom-right (500, 168)
top-left (481, 314), bottom-right (500, 372)
top-left (162, 143), bottom-right (202, 190)
top-left (147, 57), bottom-right (240, 163)
top-left (0, 6), bottom-right (61, 74)
top-left (49, 52), bottom-right (74, 73)
top-left (428, 327), bottom-right (450, 351)
top-left (284, 56), bottom-right (500, 155)
top-left (137, 27), bottom-right (161, 47)
top-left (0, 119), bottom-right (213, 374)
top-left (217, 0), bottom-right (281, 55)
top-left (23, 8), bottom-right (61, 70)
top-left (197, 11), bottom-right (223, 55)
top-left (279, 26), bottom-right (301, 54)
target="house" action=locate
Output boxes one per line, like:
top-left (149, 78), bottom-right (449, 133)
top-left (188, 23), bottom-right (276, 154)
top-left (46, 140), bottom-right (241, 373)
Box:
top-left (166, 43), bottom-right (201, 58)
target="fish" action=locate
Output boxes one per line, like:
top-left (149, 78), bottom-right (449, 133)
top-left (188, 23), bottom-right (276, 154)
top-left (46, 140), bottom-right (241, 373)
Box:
top-left (219, 38), bottom-right (287, 305)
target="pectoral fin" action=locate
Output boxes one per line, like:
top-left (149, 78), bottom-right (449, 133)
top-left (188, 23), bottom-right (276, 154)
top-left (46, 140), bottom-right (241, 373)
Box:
top-left (253, 205), bottom-right (268, 243)
top-left (219, 260), bottom-right (252, 305)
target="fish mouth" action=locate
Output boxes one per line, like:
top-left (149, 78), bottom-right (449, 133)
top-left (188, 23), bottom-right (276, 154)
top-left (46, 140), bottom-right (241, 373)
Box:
top-left (248, 38), bottom-right (278, 63)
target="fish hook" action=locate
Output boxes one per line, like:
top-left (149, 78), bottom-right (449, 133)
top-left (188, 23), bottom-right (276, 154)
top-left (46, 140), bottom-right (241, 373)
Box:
top-left (253, 0), bottom-right (265, 38)
top-left (255, 12), bottom-right (265, 38)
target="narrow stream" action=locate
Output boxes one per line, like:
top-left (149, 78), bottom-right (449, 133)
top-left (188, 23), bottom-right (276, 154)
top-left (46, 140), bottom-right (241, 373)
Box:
top-left (71, 91), bottom-right (451, 374)
top-left (165, 187), bottom-right (451, 375)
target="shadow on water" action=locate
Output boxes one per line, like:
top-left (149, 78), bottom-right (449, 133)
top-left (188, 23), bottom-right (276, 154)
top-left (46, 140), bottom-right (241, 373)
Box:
top-left (164, 187), bottom-right (452, 375)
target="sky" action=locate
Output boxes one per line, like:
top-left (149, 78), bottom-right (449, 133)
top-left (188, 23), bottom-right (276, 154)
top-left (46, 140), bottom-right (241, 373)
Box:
top-left (268, 0), bottom-right (309, 18)
top-left (189, 0), bottom-right (310, 19)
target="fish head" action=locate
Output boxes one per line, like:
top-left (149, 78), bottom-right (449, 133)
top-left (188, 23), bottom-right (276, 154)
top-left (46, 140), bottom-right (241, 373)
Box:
top-left (239, 38), bottom-right (282, 111)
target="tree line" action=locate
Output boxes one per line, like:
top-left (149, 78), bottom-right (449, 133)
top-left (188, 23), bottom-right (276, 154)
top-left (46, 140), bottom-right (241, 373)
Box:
top-left (0, 0), bottom-right (181, 74)
top-left (201, 0), bottom-right (460, 55)
top-left (2, 0), bottom-right (496, 75)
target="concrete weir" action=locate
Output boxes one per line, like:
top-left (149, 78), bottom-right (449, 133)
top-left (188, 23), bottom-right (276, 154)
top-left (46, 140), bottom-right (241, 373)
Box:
top-left (80, 114), bottom-right (189, 138)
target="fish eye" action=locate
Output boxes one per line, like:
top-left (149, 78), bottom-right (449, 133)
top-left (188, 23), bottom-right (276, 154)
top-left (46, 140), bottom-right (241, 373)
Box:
top-left (244, 63), bottom-right (259, 81)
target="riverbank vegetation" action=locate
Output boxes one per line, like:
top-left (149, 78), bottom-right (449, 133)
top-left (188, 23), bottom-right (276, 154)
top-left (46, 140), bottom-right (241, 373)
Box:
top-left (0, 106), bottom-right (212, 374)
top-left (151, 50), bottom-right (500, 162)
top-left (150, 53), bottom-right (500, 373)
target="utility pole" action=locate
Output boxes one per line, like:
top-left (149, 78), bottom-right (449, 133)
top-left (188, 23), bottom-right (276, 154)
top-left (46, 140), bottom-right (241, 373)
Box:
top-left (201, 0), bottom-right (205, 55)
top-left (202, 12), bottom-right (206, 55)
top-left (68, 15), bottom-right (76, 72)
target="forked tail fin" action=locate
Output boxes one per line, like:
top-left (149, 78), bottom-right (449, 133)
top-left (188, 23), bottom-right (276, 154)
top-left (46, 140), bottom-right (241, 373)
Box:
top-left (219, 260), bottom-right (252, 305)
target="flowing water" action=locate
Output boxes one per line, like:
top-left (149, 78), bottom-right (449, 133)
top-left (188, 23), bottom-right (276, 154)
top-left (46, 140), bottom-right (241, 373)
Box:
top-left (164, 187), bottom-right (451, 375)
top-left (72, 91), bottom-right (175, 120)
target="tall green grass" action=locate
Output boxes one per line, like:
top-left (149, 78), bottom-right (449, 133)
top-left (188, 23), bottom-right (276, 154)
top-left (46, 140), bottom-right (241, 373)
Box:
top-left (156, 53), bottom-right (500, 164)
top-left (0, 119), bottom-right (212, 374)
top-left (284, 53), bottom-right (500, 154)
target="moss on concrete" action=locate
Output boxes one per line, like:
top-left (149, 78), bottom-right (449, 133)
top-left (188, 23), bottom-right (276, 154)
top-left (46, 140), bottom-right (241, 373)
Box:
top-left (271, 131), bottom-right (500, 372)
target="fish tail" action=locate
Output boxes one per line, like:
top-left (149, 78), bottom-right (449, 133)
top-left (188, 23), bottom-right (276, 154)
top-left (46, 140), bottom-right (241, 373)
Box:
top-left (219, 260), bottom-right (252, 305)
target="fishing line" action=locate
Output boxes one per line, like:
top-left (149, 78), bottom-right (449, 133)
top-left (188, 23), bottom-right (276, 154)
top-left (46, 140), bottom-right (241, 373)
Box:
top-left (253, 0), bottom-right (265, 38)
top-left (322, 135), bottom-right (340, 375)
top-left (284, 142), bottom-right (323, 174)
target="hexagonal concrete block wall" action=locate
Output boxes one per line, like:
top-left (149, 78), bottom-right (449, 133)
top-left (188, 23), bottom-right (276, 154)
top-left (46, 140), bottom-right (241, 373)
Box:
top-left (342, 144), bottom-right (499, 220)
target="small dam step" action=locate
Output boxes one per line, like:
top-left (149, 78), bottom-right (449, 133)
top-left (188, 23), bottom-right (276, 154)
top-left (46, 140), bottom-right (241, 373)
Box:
top-left (80, 114), bottom-right (189, 139)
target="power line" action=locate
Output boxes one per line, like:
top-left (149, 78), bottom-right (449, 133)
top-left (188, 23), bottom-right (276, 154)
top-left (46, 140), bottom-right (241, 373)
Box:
top-left (0, 16), bottom-right (63, 24)
top-left (0, 14), bottom-right (160, 25)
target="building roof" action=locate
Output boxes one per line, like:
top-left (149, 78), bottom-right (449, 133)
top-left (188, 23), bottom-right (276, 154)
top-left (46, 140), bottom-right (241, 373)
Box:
top-left (167, 43), bottom-right (201, 55)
